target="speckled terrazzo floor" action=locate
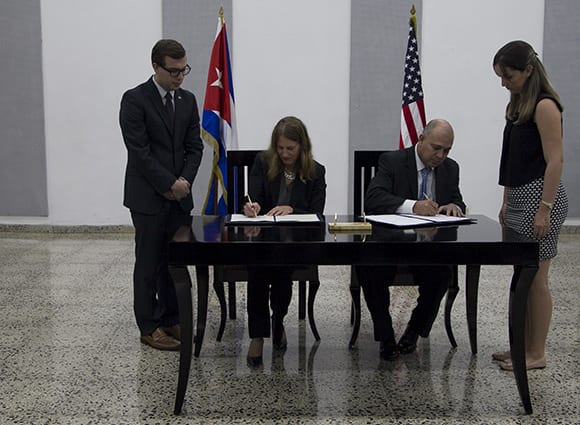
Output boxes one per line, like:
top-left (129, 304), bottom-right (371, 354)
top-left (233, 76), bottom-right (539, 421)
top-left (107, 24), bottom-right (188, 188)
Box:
top-left (0, 232), bottom-right (578, 424)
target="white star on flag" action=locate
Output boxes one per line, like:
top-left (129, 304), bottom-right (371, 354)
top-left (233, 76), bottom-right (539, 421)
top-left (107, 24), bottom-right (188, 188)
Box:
top-left (210, 67), bottom-right (223, 88)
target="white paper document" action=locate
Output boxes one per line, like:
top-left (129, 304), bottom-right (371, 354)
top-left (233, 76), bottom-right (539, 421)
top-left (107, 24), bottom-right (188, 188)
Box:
top-left (228, 213), bottom-right (320, 224)
top-left (365, 214), bottom-right (475, 228)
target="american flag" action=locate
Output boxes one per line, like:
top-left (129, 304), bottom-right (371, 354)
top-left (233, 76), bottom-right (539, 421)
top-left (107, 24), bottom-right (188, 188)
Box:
top-left (202, 7), bottom-right (238, 215)
top-left (399, 11), bottom-right (426, 149)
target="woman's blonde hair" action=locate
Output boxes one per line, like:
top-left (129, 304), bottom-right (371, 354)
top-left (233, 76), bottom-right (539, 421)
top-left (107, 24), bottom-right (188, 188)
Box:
top-left (265, 116), bottom-right (315, 182)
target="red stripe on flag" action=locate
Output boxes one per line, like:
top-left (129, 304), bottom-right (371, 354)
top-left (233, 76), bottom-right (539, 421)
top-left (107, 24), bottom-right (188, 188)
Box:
top-left (404, 106), bottom-right (419, 144)
top-left (417, 99), bottom-right (426, 128)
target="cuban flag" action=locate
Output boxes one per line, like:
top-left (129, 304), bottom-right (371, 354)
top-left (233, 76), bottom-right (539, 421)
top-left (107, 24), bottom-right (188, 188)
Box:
top-left (202, 8), bottom-right (237, 215)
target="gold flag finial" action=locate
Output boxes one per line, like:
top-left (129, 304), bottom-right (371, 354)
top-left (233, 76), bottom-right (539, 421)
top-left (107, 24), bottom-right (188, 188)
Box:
top-left (219, 6), bottom-right (225, 24)
top-left (409, 4), bottom-right (418, 36)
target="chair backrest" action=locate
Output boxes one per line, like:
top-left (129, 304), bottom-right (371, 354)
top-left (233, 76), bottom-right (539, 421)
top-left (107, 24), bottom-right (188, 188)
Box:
top-left (226, 150), bottom-right (260, 214)
top-left (353, 150), bottom-right (386, 215)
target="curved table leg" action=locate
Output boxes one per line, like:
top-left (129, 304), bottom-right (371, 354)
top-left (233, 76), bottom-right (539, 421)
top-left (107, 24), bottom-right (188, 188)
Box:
top-left (228, 281), bottom-right (236, 319)
top-left (465, 265), bottom-right (481, 354)
top-left (349, 267), bottom-right (356, 325)
top-left (168, 265), bottom-right (193, 415)
top-left (213, 280), bottom-right (227, 341)
top-left (444, 266), bottom-right (459, 348)
top-left (298, 281), bottom-right (307, 320)
top-left (509, 265), bottom-right (538, 415)
top-left (308, 280), bottom-right (321, 340)
top-left (194, 265), bottom-right (209, 358)
top-left (349, 267), bottom-right (361, 349)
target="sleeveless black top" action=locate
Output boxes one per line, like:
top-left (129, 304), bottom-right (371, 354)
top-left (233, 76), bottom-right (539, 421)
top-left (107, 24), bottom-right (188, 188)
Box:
top-left (498, 94), bottom-right (562, 187)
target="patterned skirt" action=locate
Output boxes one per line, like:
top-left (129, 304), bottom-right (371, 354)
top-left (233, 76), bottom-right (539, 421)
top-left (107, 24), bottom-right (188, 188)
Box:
top-left (504, 178), bottom-right (568, 260)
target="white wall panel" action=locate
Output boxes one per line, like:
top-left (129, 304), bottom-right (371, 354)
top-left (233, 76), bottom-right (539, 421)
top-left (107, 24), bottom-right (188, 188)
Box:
top-left (40, 0), bottom-right (162, 225)
top-left (422, 0), bottom-right (544, 218)
top-left (233, 0), bottom-right (351, 215)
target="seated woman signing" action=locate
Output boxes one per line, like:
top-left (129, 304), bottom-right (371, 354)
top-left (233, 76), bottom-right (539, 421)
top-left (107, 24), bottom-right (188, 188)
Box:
top-left (243, 116), bottom-right (326, 367)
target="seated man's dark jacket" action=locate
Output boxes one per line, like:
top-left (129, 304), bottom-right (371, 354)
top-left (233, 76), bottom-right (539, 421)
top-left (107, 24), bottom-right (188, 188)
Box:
top-left (364, 146), bottom-right (466, 214)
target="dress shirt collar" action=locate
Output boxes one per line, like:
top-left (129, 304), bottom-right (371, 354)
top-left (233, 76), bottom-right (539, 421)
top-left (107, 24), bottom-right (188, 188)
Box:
top-left (414, 144), bottom-right (430, 172)
top-left (152, 75), bottom-right (174, 101)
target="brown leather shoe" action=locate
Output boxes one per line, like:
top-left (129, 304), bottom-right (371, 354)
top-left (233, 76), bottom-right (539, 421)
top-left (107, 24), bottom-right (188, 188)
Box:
top-left (140, 327), bottom-right (180, 351)
top-left (162, 324), bottom-right (181, 341)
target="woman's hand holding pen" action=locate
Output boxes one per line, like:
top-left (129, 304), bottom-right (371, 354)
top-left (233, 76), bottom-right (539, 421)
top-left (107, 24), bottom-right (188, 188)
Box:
top-left (243, 202), bottom-right (260, 217)
top-left (243, 194), bottom-right (260, 217)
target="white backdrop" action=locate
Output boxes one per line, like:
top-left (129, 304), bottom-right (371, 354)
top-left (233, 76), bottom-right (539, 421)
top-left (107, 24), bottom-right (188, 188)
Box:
top-left (421, 0), bottom-right (544, 216)
top-left (40, 0), bottom-right (162, 225)
top-left (232, 0), bottom-right (351, 216)
top-left (1, 0), bottom-right (551, 225)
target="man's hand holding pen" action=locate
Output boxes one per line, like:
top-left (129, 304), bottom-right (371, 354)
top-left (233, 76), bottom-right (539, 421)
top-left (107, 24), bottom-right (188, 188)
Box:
top-left (244, 194), bottom-right (260, 217)
top-left (413, 200), bottom-right (439, 216)
top-left (413, 192), bottom-right (438, 216)
top-left (414, 192), bottom-right (464, 217)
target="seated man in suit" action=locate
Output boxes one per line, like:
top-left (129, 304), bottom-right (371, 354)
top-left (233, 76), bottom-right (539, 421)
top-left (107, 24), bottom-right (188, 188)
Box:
top-left (358, 119), bottom-right (466, 360)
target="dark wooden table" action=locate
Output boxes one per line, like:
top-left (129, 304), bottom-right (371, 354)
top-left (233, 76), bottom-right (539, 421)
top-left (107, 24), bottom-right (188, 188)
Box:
top-left (168, 214), bottom-right (538, 415)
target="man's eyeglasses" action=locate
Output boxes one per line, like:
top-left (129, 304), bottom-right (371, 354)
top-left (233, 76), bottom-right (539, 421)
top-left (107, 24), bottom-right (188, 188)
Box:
top-left (159, 64), bottom-right (191, 77)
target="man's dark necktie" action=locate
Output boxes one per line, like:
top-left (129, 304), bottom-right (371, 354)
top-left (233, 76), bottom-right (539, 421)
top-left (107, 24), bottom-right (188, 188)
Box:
top-left (164, 92), bottom-right (174, 122)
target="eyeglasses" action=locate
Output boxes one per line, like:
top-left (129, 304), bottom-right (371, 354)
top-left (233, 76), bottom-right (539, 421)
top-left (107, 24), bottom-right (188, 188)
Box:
top-left (159, 64), bottom-right (191, 77)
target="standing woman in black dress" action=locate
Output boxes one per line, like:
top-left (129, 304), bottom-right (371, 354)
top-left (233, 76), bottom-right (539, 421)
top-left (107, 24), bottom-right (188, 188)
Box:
top-left (492, 40), bottom-right (568, 370)
top-left (242, 116), bottom-right (326, 367)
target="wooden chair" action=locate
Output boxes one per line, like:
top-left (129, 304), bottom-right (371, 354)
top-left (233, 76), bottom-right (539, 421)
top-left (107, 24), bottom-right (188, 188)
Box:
top-left (213, 150), bottom-right (321, 341)
top-left (348, 150), bottom-right (459, 348)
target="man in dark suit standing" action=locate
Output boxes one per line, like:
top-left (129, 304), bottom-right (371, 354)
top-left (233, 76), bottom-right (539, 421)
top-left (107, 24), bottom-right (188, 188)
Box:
top-left (120, 39), bottom-right (203, 351)
top-left (359, 119), bottom-right (466, 360)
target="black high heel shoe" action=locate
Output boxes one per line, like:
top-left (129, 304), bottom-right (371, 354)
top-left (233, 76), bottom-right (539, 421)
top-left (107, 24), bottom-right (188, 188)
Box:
top-left (247, 338), bottom-right (263, 367)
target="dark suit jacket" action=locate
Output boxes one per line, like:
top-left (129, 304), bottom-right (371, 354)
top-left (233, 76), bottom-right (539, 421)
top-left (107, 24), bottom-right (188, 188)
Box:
top-left (248, 152), bottom-right (326, 214)
top-left (120, 77), bottom-right (203, 214)
top-left (364, 146), bottom-right (466, 214)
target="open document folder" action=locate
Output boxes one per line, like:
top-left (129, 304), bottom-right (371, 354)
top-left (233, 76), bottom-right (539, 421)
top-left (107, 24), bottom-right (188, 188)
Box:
top-left (226, 213), bottom-right (321, 225)
top-left (365, 213), bottom-right (476, 228)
